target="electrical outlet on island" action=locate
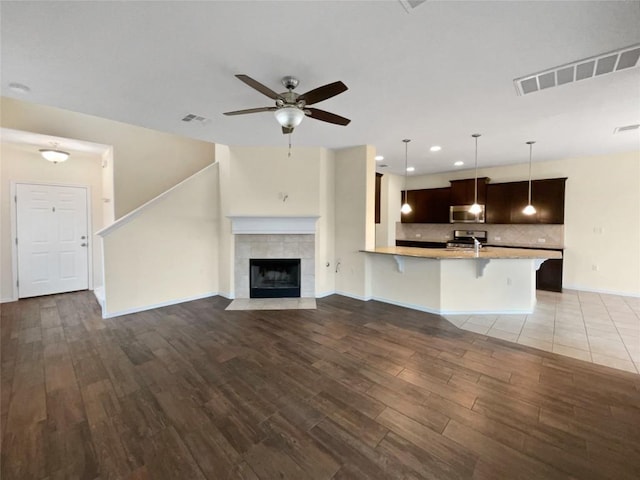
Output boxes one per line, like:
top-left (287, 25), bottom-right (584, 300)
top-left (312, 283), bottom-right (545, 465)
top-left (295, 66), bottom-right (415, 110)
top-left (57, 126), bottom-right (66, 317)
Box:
top-left (537, 238), bottom-right (546, 243)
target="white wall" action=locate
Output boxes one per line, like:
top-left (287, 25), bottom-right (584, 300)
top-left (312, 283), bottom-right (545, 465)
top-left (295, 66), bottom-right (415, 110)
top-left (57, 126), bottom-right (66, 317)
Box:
top-left (389, 151), bottom-right (640, 296)
top-left (227, 146), bottom-right (322, 216)
top-left (1, 97), bottom-right (215, 217)
top-left (220, 145), bottom-right (336, 297)
top-left (334, 146), bottom-right (376, 299)
top-left (317, 148), bottom-right (336, 296)
top-left (376, 172), bottom-right (403, 247)
top-left (1, 143), bottom-right (104, 302)
top-left (99, 164), bottom-right (219, 316)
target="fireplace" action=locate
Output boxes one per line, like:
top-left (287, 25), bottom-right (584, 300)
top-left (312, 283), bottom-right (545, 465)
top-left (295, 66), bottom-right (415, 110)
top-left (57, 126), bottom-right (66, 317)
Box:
top-left (250, 258), bottom-right (301, 298)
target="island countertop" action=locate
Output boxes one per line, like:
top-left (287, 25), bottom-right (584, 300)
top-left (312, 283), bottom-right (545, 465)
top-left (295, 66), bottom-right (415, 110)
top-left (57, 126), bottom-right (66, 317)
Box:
top-left (361, 246), bottom-right (562, 260)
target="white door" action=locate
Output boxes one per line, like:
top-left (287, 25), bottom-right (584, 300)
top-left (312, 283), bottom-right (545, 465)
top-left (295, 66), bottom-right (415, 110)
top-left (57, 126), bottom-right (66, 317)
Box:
top-left (16, 184), bottom-right (89, 298)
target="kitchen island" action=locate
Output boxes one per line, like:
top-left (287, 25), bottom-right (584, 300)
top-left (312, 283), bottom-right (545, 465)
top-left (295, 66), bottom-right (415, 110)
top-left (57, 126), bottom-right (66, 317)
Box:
top-left (360, 246), bottom-right (562, 315)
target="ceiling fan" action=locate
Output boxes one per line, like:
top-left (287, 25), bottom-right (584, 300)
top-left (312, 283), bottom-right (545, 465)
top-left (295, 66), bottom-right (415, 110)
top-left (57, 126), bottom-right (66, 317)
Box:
top-left (224, 75), bottom-right (350, 134)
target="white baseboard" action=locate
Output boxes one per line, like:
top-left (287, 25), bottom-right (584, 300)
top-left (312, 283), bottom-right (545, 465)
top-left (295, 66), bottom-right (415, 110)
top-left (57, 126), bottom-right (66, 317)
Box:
top-left (563, 284), bottom-right (640, 298)
top-left (102, 292), bottom-right (218, 319)
top-left (93, 286), bottom-right (105, 308)
top-left (217, 291), bottom-right (234, 300)
top-left (315, 290), bottom-right (336, 298)
top-left (333, 290), bottom-right (373, 302)
top-left (0, 296), bottom-right (17, 304)
top-left (368, 295), bottom-right (534, 316)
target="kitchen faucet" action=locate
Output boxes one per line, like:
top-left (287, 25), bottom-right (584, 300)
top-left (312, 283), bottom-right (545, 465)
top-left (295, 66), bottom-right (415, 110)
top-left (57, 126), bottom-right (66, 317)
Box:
top-left (472, 236), bottom-right (481, 256)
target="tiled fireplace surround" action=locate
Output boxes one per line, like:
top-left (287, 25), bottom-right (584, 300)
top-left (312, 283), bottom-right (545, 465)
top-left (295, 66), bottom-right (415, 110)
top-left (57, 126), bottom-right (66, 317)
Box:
top-left (231, 217), bottom-right (317, 299)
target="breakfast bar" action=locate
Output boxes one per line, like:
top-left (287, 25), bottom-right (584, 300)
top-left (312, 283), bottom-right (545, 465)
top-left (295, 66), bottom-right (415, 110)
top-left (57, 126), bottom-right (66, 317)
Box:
top-left (361, 246), bottom-right (562, 315)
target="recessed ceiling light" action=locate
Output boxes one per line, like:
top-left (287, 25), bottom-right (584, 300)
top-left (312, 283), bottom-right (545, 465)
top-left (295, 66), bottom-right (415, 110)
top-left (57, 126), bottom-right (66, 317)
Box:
top-left (375, 155), bottom-right (384, 161)
top-left (8, 82), bottom-right (30, 94)
top-left (454, 161), bottom-right (464, 166)
top-left (430, 145), bottom-right (442, 152)
top-left (406, 166), bottom-right (415, 172)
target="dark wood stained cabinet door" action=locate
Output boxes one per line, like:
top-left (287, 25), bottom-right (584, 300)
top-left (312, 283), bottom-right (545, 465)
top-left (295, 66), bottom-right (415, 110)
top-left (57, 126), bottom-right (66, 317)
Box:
top-left (401, 188), bottom-right (450, 223)
top-left (375, 173), bottom-right (382, 224)
top-left (486, 178), bottom-right (566, 224)
top-left (485, 183), bottom-right (514, 223)
top-left (537, 257), bottom-right (563, 292)
top-left (450, 178), bottom-right (488, 205)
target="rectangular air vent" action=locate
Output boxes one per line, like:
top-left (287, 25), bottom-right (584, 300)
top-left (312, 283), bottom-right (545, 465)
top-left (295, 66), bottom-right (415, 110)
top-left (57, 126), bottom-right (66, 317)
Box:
top-left (399, 0), bottom-right (427, 12)
top-left (181, 113), bottom-right (210, 124)
top-left (614, 124), bottom-right (640, 134)
top-left (514, 43), bottom-right (640, 96)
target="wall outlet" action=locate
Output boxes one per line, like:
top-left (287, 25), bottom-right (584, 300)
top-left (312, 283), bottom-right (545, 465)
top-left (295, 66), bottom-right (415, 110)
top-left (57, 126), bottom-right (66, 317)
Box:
top-left (506, 277), bottom-right (512, 285)
top-left (593, 227), bottom-right (604, 234)
top-left (415, 233), bottom-right (422, 238)
top-left (592, 264), bottom-right (599, 271)
top-left (494, 236), bottom-right (501, 241)
top-left (537, 238), bottom-right (546, 243)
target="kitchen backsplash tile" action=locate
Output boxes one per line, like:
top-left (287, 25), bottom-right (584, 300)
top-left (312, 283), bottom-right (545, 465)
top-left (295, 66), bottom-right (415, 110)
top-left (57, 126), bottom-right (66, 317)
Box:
top-left (396, 223), bottom-right (564, 248)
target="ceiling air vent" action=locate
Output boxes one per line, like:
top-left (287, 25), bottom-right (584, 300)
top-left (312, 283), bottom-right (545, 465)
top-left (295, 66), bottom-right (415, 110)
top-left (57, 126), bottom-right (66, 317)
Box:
top-left (181, 113), bottom-right (210, 124)
top-left (399, 0), bottom-right (427, 13)
top-left (613, 124), bottom-right (640, 134)
top-left (514, 43), bottom-right (640, 96)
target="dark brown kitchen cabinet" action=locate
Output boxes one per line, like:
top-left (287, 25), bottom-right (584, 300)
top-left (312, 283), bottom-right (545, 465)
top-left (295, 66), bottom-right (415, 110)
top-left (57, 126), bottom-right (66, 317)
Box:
top-left (537, 256), bottom-right (563, 292)
top-left (486, 178), bottom-right (566, 224)
top-left (401, 187), bottom-right (451, 223)
top-left (375, 173), bottom-right (382, 224)
top-left (449, 177), bottom-right (488, 205)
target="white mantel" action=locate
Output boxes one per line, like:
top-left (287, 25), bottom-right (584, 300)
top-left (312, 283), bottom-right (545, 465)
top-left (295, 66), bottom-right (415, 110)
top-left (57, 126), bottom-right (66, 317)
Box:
top-left (228, 216), bottom-right (319, 235)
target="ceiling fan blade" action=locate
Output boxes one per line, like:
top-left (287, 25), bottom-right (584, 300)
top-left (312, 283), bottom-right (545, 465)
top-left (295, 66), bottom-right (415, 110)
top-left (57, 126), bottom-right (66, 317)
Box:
top-left (282, 126), bottom-right (294, 135)
top-left (298, 81), bottom-right (348, 105)
top-left (223, 107), bottom-right (276, 116)
top-left (305, 107), bottom-right (351, 126)
top-left (235, 74), bottom-right (282, 100)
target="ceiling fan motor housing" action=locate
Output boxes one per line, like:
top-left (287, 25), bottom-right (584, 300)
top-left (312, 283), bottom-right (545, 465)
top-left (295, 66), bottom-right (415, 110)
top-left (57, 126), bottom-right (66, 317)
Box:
top-left (282, 76), bottom-right (299, 90)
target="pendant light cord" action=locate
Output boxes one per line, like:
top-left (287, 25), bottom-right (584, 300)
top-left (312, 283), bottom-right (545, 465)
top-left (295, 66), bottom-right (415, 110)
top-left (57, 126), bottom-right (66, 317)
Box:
top-left (527, 141), bottom-right (535, 204)
top-left (472, 134), bottom-right (481, 205)
top-left (402, 139), bottom-right (411, 205)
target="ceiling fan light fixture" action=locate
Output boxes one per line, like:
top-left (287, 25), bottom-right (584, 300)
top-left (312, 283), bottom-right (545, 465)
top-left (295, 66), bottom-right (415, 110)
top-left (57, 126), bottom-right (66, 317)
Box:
top-left (39, 148), bottom-right (70, 163)
top-left (274, 106), bottom-right (305, 129)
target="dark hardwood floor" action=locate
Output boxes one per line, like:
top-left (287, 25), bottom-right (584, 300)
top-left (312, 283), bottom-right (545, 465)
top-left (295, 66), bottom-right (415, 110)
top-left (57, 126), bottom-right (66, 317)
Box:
top-left (1, 291), bottom-right (639, 479)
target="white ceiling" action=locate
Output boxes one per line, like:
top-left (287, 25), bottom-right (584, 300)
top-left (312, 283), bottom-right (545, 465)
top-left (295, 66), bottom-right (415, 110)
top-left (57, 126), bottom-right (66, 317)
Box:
top-left (1, 1), bottom-right (639, 176)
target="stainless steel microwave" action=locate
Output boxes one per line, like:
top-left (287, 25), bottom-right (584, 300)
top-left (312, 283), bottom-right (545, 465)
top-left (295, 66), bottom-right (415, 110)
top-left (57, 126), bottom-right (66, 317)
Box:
top-left (450, 205), bottom-right (485, 223)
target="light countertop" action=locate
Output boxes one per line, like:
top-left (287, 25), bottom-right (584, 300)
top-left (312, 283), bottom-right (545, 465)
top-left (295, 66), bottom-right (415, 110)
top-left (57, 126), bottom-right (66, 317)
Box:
top-left (361, 246), bottom-right (563, 260)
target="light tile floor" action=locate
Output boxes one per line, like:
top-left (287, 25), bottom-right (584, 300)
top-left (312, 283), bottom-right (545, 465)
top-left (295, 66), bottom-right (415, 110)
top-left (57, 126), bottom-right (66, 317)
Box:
top-left (226, 298), bottom-right (317, 311)
top-left (445, 290), bottom-right (640, 374)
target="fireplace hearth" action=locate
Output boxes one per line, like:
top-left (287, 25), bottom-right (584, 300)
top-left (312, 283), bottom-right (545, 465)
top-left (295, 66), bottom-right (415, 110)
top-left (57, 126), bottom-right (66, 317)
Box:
top-left (250, 258), bottom-right (301, 298)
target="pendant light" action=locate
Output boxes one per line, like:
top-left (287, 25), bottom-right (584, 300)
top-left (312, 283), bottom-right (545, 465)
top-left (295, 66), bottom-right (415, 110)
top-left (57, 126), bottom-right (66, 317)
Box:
top-left (469, 134), bottom-right (482, 214)
top-left (400, 139), bottom-right (412, 214)
top-left (523, 141), bottom-right (537, 215)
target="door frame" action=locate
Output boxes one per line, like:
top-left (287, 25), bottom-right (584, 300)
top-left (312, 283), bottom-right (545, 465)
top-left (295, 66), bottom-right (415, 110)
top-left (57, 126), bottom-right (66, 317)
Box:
top-left (10, 181), bottom-right (93, 301)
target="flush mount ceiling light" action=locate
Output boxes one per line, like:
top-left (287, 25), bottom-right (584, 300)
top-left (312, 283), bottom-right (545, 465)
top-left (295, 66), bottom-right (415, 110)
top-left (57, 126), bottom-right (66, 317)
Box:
top-left (406, 166), bottom-right (415, 172)
top-left (469, 134), bottom-right (482, 215)
top-left (523, 141), bottom-right (537, 215)
top-left (454, 161), bottom-right (464, 167)
top-left (375, 155), bottom-right (384, 161)
top-left (401, 139), bottom-right (412, 215)
top-left (8, 82), bottom-right (30, 94)
top-left (430, 145), bottom-right (442, 152)
top-left (40, 142), bottom-right (70, 164)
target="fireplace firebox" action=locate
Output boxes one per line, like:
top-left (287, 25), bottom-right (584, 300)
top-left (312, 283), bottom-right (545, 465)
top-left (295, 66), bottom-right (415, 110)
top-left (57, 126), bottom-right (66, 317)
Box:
top-left (250, 259), bottom-right (301, 298)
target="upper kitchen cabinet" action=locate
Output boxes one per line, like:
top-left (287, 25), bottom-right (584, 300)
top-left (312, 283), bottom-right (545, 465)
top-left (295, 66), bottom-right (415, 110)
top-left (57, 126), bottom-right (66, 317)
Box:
top-left (375, 173), bottom-right (382, 224)
top-left (401, 187), bottom-right (451, 223)
top-left (486, 178), bottom-right (566, 224)
top-left (449, 178), bottom-right (488, 205)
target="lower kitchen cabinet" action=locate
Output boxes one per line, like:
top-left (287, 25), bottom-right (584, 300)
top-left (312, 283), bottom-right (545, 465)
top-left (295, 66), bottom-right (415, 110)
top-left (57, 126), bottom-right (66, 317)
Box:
top-left (536, 257), bottom-right (563, 292)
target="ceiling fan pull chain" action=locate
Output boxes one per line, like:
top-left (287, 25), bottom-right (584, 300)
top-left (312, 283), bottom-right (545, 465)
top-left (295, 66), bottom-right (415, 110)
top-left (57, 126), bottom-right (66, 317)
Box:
top-left (288, 133), bottom-right (292, 157)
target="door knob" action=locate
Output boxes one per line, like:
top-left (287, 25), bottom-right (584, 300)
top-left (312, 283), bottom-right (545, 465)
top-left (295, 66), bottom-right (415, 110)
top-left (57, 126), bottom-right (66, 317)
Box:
top-left (81, 243), bottom-right (87, 247)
